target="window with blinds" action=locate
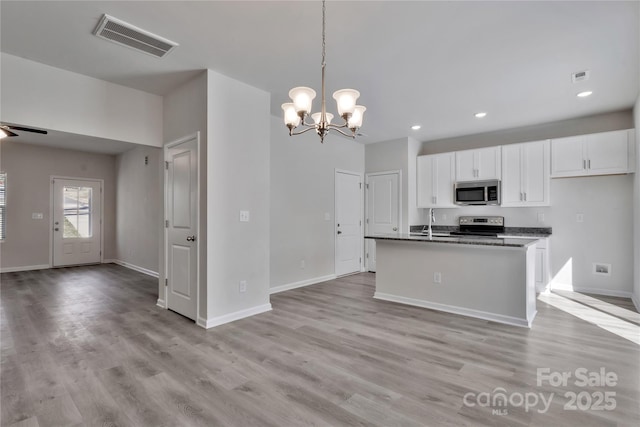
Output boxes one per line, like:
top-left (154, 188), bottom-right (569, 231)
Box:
top-left (0, 172), bottom-right (5, 240)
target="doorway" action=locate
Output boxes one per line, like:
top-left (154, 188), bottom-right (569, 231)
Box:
top-left (51, 178), bottom-right (103, 267)
top-left (335, 169), bottom-right (363, 277)
top-left (365, 171), bottom-right (401, 272)
top-left (164, 135), bottom-right (199, 321)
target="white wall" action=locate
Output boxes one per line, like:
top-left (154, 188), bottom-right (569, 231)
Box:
top-left (0, 141), bottom-right (116, 271)
top-left (205, 70), bottom-right (271, 322)
top-left (161, 72), bottom-right (208, 314)
top-left (115, 145), bottom-right (162, 275)
top-left (421, 110), bottom-right (633, 154)
top-left (633, 95), bottom-right (640, 310)
top-left (407, 137), bottom-right (422, 226)
top-left (270, 116), bottom-right (365, 290)
top-left (0, 53), bottom-right (163, 147)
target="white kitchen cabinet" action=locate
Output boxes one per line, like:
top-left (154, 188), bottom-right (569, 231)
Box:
top-left (501, 140), bottom-right (550, 207)
top-left (455, 146), bottom-right (502, 181)
top-left (417, 153), bottom-right (456, 208)
top-left (551, 129), bottom-right (635, 177)
top-left (535, 238), bottom-right (549, 293)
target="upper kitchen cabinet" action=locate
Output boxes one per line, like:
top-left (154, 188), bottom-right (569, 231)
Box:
top-left (455, 146), bottom-right (502, 181)
top-left (551, 129), bottom-right (636, 177)
top-left (501, 140), bottom-right (550, 207)
top-left (417, 152), bottom-right (456, 208)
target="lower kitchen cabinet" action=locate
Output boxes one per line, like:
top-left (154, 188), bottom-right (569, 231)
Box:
top-left (535, 238), bottom-right (549, 293)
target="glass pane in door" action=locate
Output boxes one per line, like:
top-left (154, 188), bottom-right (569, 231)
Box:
top-left (63, 186), bottom-right (92, 238)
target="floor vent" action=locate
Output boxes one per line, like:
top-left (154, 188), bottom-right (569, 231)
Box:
top-left (93, 14), bottom-right (178, 58)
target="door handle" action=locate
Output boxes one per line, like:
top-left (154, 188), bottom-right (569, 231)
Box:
top-left (337, 231), bottom-right (342, 234)
top-left (392, 227), bottom-right (398, 231)
top-left (186, 235), bottom-right (196, 242)
top-left (54, 228), bottom-right (59, 231)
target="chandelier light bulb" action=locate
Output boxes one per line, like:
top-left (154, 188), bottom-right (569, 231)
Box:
top-left (312, 112), bottom-right (334, 125)
top-left (289, 87), bottom-right (316, 115)
top-left (348, 105), bottom-right (366, 129)
top-left (282, 103), bottom-right (301, 127)
top-left (332, 89), bottom-right (360, 117)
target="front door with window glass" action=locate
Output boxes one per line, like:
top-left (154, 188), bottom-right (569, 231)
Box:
top-left (52, 178), bottom-right (102, 267)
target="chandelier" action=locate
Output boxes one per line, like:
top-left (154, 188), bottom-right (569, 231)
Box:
top-left (282, 0), bottom-right (366, 143)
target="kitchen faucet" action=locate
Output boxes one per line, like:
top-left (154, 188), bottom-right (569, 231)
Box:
top-left (427, 208), bottom-right (435, 239)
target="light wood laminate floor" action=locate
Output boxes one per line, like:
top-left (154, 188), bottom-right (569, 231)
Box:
top-left (1, 265), bottom-right (639, 426)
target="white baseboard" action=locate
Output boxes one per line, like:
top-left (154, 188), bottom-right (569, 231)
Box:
top-left (156, 299), bottom-right (166, 308)
top-left (269, 274), bottom-right (336, 294)
top-left (374, 292), bottom-right (534, 328)
top-left (631, 293), bottom-right (640, 313)
top-left (0, 264), bottom-right (50, 273)
top-left (112, 260), bottom-right (159, 278)
top-left (197, 303), bottom-right (272, 329)
top-left (567, 287), bottom-right (633, 298)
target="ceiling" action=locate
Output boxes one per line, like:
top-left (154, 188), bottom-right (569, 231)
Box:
top-left (1, 125), bottom-right (142, 155)
top-left (1, 1), bottom-right (638, 150)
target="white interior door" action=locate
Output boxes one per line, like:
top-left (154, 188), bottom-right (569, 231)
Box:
top-left (335, 170), bottom-right (362, 276)
top-left (166, 137), bottom-right (198, 321)
top-left (52, 178), bottom-right (102, 267)
top-left (366, 172), bottom-right (400, 272)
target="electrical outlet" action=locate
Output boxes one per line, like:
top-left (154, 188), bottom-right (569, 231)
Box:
top-left (239, 210), bottom-right (250, 222)
top-left (32, 213), bottom-right (43, 220)
top-left (324, 212), bottom-right (331, 221)
top-left (300, 260), bottom-right (305, 269)
top-left (576, 213), bottom-right (584, 223)
top-left (239, 280), bottom-right (247, 293)
top-left (537, 213), bottom-right (545, 223)
top-left (442, 213), bottom-right (448, 221)
top-left (433, 272), bottom-right (442, 284)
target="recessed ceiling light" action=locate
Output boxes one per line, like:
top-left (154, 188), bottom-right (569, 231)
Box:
top-left (411, 125), bottom-right (421, 130)
top-left (577, 91), bottom-right (593, 98)
top-left (474, 112), bottom-right (487, 118)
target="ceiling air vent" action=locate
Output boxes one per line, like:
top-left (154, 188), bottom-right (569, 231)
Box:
top-left (571, 70), bottom-right (590, 83)
top-left (93, 14), bottom-right (178, 58)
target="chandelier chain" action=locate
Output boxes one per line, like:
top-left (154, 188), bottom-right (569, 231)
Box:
top-left (321, 0), bottom-right (326, 68)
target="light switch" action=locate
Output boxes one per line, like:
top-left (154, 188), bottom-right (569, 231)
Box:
top-left (32, 213), bottom-right (43, 220)
top-left (576, 213), bottom-right (584, 223)
top-left (324, 213), bottom-right (331, 221)
top-left (239, 210), bottom-right (250, 222)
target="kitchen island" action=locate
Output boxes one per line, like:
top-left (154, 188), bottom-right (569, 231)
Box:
top-left (365, 233), bottom-right (538, 327)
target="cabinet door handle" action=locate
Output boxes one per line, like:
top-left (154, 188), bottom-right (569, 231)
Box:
top-left (524, 192), bottom-right (527, 201)
top-left (519, 192), bottom-right (523, 201)
top-left (588, 159), bottom-right (591, 169)
top-left (432, 196), bottom-right (436, 204)
top-left (583, 159), bottom-right (586, 170)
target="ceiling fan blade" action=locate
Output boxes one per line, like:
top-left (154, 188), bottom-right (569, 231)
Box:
top-left (0, 126), bottom-right (18, 138)
top-left (8, 125), bottom-right (48, 135)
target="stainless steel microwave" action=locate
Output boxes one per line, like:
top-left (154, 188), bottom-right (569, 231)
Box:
top-left (454, 180), bottom-right (501, 206)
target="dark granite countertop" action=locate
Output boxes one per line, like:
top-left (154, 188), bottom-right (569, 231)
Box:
top-left (365, 233), bottom-right (539, 248)
top-left (409, 225), bottom-right (552, 238)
